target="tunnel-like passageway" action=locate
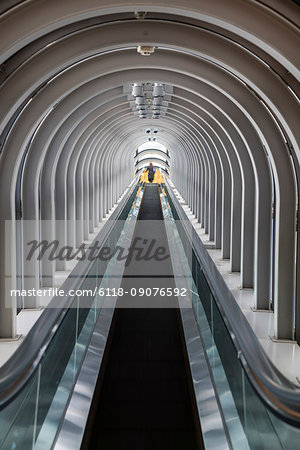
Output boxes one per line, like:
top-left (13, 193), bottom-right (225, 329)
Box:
top-left (0, 1), bottom-right (299, 449)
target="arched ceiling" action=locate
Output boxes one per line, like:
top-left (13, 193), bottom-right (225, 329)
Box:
top-left (0, 0), bottom-right (299, 216)
top-left (0, 0), bottom-right (299, 340)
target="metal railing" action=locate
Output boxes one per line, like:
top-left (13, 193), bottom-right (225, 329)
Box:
top-left (165, 180), bottom-right (300, 428)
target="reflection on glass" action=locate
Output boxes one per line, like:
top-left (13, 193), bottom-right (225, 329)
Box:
top-left (0, 186), bottom-right (139, 449)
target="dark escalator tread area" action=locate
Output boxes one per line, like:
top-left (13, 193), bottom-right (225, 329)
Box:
top-left (82, 184), bottom-right (203, 450)
top-left (139, 183), bottom-right (163, 220)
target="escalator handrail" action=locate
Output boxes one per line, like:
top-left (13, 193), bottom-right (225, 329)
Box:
top-left (165, 181), bottom-right (300, 427)
top-left (0, 182), bottom-right (137, 408)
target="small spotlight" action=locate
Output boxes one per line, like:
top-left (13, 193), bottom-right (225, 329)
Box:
top-left (153, 83), bottom-right (164, 97)
top-left (132, 83), bottom-right (143, 97)
top-left (135, 97), bottom-right (145, 105)
top-left (153, 97), bottom-right (162, 106)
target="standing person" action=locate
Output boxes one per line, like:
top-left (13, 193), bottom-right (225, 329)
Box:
top-left (147, 162), bottom-right (155, 183)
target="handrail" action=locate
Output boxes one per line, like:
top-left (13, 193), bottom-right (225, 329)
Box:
top-left (165, 181), bottom-right (300, 427)
top-left (0, 181), bottom-right (137, 408)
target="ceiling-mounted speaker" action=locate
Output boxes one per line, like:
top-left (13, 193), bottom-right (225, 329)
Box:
top-left (137, 45), bottom-right (155, 56)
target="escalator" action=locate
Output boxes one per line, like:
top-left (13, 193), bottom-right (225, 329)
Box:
top-left (82, 184), bottom-right (203, 449)
top-left (0, 180), bottom-right (300, 450)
